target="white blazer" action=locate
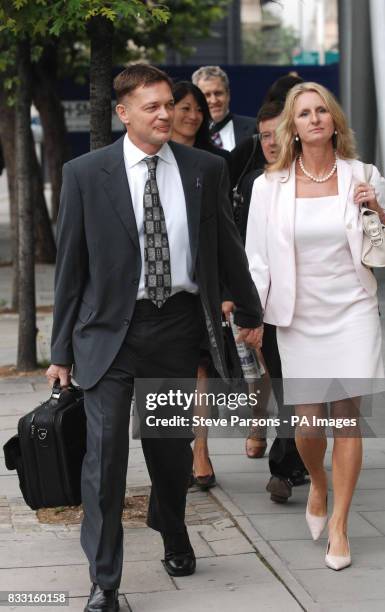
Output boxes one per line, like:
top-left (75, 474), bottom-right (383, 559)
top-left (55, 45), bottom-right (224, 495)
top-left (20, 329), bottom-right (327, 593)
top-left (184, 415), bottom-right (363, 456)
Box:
top-left (245, 158), bottom-right (385, 327)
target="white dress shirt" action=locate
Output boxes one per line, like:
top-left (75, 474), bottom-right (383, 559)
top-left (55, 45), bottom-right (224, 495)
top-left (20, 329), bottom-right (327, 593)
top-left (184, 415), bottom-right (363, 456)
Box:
top-left (219, 120), bottom-right (235, 151)
top-left (123, 134), bottom-right (198, 299)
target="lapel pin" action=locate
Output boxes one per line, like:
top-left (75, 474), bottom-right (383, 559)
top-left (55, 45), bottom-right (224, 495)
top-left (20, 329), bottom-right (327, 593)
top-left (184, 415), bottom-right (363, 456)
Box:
top-left (196, 178), bottom-right (201, 189)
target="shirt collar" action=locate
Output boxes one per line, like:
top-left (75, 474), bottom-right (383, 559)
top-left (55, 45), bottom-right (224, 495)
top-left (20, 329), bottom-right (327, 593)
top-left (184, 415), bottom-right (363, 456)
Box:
top-left (123, 133), bottom-right (175, 168)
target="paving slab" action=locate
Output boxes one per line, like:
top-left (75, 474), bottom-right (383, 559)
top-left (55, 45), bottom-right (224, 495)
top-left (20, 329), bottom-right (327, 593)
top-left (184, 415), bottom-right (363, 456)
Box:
top-left (271, 536), bottom-right (385, 570)
top-left (350, 489), bottom-right (385, 511)
top-left (248, 509), bottom-right (381, 541)
top-left (127, 583), bottom-right (304, 612)
top-left (195, 438), bottom-right (247, 455)
top-left (0, 475), bottom-right (23, 498)
top-left (225, 491), bottom-right (307, 515)
top-left (354, 467), bottom-right (385, 489)
top-left (0, 380), bottom-right (34, 395)
top-left (360, 510), bottom-right (385, 534)
top-left (173, 553), bottom-right (275, 590)
top-left (293, 567), bottom-right (385, 603)
top-left (197, 524), bottom-right (244, 542)
top-left (0, 416), bottom-right (22, 431)
top-left (121, 527), bottom-right (214, 561)
top-left (0, 530), bottom-right (57, 542)
top-left (0, 389), bottom-right (49, 413)
top-left (0, 537), bottom-right (85, 568)
top-left (318, 601), bottom-right (385, 612)
top-left (207, 452), bottom-right (271, 473)
top-left (207, 535), bottom-right (254, 555)
top-left (0, 560), bottom-right (174, 596)
top-left (0, 597), bottom-right (94, 612)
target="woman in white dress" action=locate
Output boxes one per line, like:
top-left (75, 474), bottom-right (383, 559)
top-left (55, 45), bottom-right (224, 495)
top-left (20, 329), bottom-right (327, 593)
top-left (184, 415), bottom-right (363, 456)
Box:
top-left (246, 82), bottom-right (385, 571)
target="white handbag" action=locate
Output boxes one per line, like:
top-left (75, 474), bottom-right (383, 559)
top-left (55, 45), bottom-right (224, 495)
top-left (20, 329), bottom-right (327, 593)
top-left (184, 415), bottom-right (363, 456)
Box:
top-left (360, 164), bottom-right (385, 268)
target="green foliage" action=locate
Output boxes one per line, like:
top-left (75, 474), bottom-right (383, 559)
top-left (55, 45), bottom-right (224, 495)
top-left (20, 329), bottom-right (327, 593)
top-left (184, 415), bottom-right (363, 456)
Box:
top-left (0, 0), bottom-right (230, 68)
top-left (0, 1), bottom-right (170, 38)
top-left (112, 0), bottom-right (230, 63)
top-left (0, 0), bottom-right (231, 98)
top-left (0, 0), bottom-right (171, 95)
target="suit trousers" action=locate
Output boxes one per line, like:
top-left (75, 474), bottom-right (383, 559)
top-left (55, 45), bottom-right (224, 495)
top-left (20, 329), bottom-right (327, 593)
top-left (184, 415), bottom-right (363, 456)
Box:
top-left (261, 323), bottom-right (305, 480)
top-left (80, 292), bottom-right (204, 589)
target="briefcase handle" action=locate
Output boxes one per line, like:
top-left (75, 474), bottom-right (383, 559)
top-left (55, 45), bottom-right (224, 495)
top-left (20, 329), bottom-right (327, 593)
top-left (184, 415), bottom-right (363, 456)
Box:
top-left (50, 379), bottom-right (78, 400)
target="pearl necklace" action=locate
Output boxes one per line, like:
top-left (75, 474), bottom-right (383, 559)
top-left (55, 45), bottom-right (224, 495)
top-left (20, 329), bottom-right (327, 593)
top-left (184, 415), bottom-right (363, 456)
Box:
top-left (298, 153), bottom-right (337, 183)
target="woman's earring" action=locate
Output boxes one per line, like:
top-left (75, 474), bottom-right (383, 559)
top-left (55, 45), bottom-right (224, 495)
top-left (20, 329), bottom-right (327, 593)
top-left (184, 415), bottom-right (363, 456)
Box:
top-left (294, 135), bottom-right (300, 142)
top-left (334, 129), bottom-right (337, 135)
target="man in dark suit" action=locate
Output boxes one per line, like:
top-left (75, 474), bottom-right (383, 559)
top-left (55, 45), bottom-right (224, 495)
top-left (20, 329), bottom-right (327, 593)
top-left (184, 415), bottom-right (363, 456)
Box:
top-left (192, 65), bottom-right (256, 151)
top-left (46, 64), bottom-right (263, 612)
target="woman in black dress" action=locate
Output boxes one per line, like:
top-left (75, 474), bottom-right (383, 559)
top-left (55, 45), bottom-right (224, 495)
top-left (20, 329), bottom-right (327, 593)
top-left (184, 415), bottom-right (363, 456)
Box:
top-left (171, 81), bottom-right (232, 489)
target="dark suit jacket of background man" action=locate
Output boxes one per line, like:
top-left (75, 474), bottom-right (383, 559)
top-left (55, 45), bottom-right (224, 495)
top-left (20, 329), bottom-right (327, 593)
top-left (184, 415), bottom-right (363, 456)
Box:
top-left (232, 114), bottom-right (256, 147)
top-left (50, 135), bottom-right (263, 389)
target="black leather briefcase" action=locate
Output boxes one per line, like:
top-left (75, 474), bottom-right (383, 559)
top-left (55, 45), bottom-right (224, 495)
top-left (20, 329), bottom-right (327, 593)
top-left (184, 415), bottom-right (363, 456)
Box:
top-left (3, 383), bottom-right (86, 510)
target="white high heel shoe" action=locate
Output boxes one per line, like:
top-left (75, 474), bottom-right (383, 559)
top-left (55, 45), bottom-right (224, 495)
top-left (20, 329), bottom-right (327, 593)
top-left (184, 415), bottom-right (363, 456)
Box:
top-left (325, 536), bottom-right (351, 571)
top-left (305, 485), bottom-right (328, 541)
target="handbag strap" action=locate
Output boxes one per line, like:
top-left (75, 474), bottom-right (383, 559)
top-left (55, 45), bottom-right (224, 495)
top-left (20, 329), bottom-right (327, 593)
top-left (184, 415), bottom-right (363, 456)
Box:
top-left (233, 135), bottom-right (259, 196)
top-left (363, 162), bottom-right (373, 184)
top-left (359, 163), bottom-right (374, 213)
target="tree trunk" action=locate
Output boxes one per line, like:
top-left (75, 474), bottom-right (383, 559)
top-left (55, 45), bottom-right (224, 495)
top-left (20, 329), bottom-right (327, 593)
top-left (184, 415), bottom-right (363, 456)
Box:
top-left (30, 138), bottom-right (57, 263)
top-left (88, 15), bottom-right (113, 150)
top-left (0, 90), bottom-right (19, 310)
top-left (32, 44), bottom-right (70, 221)
top-left (16, 37), bottom-right (37, 370)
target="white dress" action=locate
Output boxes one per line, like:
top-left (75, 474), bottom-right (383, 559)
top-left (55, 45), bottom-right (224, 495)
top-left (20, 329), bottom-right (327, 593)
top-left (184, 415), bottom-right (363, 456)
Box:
top-left (277, 195), bottom-right (384, 404)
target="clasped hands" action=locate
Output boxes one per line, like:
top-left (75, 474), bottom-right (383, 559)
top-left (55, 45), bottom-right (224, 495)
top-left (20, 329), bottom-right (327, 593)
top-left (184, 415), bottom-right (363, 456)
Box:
top-left (222, 301), bottom-right (264, 350)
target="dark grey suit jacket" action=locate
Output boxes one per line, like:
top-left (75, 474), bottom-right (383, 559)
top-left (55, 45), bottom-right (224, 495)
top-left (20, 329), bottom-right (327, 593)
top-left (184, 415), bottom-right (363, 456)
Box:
top-left (51, 136), bottom-right (263, 389)
top-left (233, 114), bottom-right (256, 146)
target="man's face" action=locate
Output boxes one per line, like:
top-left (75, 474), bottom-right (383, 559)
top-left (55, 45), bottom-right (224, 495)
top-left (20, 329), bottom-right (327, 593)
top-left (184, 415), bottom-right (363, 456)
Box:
top-left (196, 76), bottom-right (230, 123)
top-left (259, 114), bottom-right (282, 164)
top-left (115, 81), bottom-right (175, 154)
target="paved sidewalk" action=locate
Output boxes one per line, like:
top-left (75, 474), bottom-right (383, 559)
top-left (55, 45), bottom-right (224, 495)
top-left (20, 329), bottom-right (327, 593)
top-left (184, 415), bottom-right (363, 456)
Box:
top-left (0, 377), bottom-right (305, 612)
top-left (1, 377), bottom-right (385, 611)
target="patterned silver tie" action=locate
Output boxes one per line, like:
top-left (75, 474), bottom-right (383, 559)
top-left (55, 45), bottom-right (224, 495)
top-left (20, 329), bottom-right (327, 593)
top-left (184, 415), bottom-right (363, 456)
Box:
top-left (143, 156), bottom-right (172, 308)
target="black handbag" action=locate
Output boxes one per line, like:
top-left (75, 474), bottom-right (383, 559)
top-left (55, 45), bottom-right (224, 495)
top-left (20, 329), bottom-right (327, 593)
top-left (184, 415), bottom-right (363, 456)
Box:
top-left (3, 382), bottom-right (86, 510)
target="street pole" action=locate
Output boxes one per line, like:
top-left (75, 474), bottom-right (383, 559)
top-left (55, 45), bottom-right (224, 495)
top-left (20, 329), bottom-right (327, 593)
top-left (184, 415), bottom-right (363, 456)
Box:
top-left (298, 0), bottom-right (304, 54)
top-left (316, 0), bottom-right (325, 65)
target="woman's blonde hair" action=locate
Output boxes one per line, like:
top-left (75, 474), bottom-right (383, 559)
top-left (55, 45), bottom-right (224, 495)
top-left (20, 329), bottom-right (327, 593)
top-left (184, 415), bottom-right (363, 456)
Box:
top-left (269, 82), bottom-right (357, 172)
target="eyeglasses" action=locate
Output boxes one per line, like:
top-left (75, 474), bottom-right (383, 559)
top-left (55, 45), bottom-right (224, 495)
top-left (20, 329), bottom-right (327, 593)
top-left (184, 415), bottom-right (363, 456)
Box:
top-left (258, 132), bottom-right (276, 143)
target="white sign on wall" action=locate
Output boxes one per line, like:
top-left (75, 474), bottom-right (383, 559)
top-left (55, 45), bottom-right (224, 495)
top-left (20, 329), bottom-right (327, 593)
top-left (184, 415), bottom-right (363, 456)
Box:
top-left (63, 100), bottom-right (124, 133)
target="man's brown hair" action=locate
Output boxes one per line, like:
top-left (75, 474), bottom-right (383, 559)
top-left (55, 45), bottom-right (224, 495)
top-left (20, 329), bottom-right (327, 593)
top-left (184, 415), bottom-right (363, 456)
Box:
top-left (113, 64), bottom-right (173, 103)
top-left (256, 100), bottom-right (284, 128)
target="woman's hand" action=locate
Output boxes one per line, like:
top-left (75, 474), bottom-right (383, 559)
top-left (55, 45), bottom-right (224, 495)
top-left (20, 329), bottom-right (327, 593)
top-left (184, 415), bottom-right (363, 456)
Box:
top-left (353, 182), bottom-right (378, 209)
top-left (354, 182), bottom-right (385, 223)
top-left (236, 325), bottom-right (264, 350)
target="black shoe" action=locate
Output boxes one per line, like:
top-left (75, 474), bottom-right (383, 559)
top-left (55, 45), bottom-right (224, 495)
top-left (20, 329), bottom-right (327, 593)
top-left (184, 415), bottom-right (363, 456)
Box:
top-left (266, 475), bottom-right (292, 504)
top-left (290, 470), bottom-right (310, 487)
top-left (161, 530), bottom-right (196, 577)
top-left (194, 458), bottom-right (216, 491)
top-left (84, 584), bottom-right (119, 612)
